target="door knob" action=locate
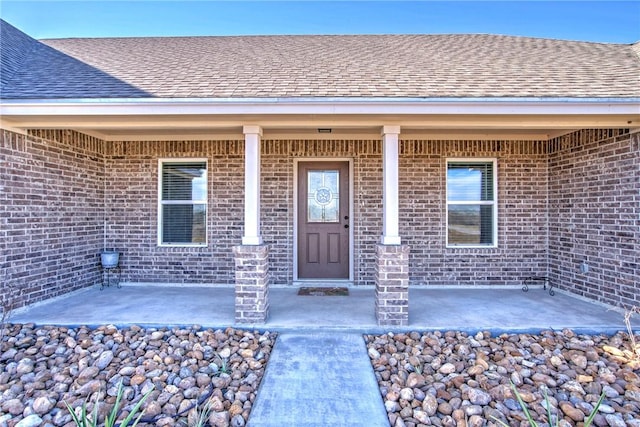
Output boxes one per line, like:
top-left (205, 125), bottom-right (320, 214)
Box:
top-left (344, 215), bottom-right (349, 220)
top-left (344, 224), bottom-right (349, 229)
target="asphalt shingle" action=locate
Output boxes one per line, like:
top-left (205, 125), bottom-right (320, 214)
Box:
top-left (1, 19), bottom-right (639, 99)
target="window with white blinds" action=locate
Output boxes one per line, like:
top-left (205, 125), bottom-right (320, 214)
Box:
top-left (446, 159), bottom-right (497, 247)
top-left (159, 160), bottom-right (207, 246)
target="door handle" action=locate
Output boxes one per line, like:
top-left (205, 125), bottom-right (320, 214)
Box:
top-left (344, 224), bottom-right (349, 229)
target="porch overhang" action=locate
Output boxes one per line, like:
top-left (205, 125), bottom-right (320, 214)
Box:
top-left (1, 97), bottom-right (639, 141)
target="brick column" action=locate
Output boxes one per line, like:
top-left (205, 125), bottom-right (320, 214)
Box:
top-left (375, 244), bottom-right (410, 326)
top-left (233, 244), bottom-right (269, 324)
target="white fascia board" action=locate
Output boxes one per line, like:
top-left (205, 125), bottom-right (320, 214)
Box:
top-left (1, 97), bottom-right (639, 116)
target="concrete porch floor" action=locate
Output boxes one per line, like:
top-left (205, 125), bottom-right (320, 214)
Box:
top-left (10, 285), bottom-right (637, 334)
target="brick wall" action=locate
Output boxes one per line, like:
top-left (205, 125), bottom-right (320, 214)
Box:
top-left (400, 140), bottom-right (549, 286)
top-left (1, 129), bottom-right (104, 310)
top-left (548, 129), bottom-right (639, 308)
top-left (105, 140), bottom-right (244, 284)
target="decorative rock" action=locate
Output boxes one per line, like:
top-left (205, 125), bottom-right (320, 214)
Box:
top-left (626, 390), bottom-right (640, 403)
top-left (366, 330), bottom-right (640, 427)
top-left (399, 388), bottom-right (414, 401)
top-left (231, 414), bottom-right (246, 427)
top-left (602, 385), bottom-right (619, 398)
top-left (562, 380), bottom-right (586, 395)
top-left (385, 400), bottom-right (401, 413)
top-left (468, 388), bottom-right (491, 405)
top-left (75, 380), bottom-right (101, 398)
top-left (119, 366), bottom-right (136, 376)
top-left (16, 359), bottom-right (35, 375)
top-left (468, 364), bottom-right (485, 376)
top-left (150, 331), bottom-right (164, 340)
top-left (130, 374), bottom-right (146, 386)
top-left (598, 404), bottom-right (616, 414)
top-left (570, 353), bottom-right (588, 369)
top-left (1, 348), bottom-right (18, 361)
top-left (32, 396), bottom-right (55, 415)
top-left (95, 350), bottom-right (114, 370)
top-left (438, 401), bottom-right (453, 415)
top-left (15, 414), bottom-right (42, 427)
top-left (560, 402), bottom-right (584, 422)
top-left (3, 398), bottom-right (25, 415)
top-left (464, 405), bottom-right (483, 416)
top-left (577, 374), bottom-right (594, 383)
top-left (604, 414), bottom-right (626, 427)
top-left (77, 366), bottom-right (100, 382)
top-left (504, 398), bottom-right (520, 411)
top-left (406, 372), bottom-right (425, 388)
top-left (422, 394), bottom-right (438, 416)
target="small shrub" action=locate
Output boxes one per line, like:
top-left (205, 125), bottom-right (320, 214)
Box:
top-left (623, 306), bottom-right (640, 366)
top-left (187, 397), bottom-right (216, 427)
top-left (65, 381), bottom-right (154, 427)
top-left (492, 382), bottom-right (605, 427)
top-left (213, 352), bottom-right (229, 375)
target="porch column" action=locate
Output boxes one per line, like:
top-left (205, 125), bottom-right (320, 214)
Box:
top-left (234, 125), bottom-right (269, 324)
top-left (376, 125), bottom-right (409, 326)
top-left (381, 125), bottom-right (401, 245)
top-left (242, 125), bottom-right (263, 245)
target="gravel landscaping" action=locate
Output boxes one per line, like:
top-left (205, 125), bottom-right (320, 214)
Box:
top-left (3, 322), bottom-right (640, 427)
top-left (365, 329), bottom-right (640, 427)
top-left (0, 323), bottom-right (276, 427)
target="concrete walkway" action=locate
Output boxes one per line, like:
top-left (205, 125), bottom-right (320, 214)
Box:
top-left (247, 332), bottom-right (389, 427)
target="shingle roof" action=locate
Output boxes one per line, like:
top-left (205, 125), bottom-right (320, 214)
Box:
top-left (1, 19), bottom-right (639, 99)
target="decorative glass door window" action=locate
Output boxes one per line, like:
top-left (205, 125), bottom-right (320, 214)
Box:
top-left (307, 170), bottom-right (339, 222)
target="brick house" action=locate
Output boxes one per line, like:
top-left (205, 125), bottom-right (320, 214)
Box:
top-left (1, 19), bottom-right (639, 325)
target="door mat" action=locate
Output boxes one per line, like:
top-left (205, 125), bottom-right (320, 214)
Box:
top-left (298, 287), bottom-right (349, 296)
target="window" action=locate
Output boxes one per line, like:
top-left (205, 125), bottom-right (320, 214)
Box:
top-left (159, 160), bottom-right (207, 246)
top-left (446, 159), bottom-right (497, 247)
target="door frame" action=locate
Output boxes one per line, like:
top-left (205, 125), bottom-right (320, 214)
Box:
top-left (293, 158), bottom-right (354, 283)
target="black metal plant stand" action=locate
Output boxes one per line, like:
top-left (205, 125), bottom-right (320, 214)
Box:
top-left (100, 250), bottom-right (121, 290)
top-left (522, 276), bottom-right (554, 296)
top-left (101, 266), bottom-right (121, 290)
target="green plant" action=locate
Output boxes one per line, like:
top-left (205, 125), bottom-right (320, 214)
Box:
top-left (213, 352), bottom-right (229, 375)
top-left (411, 361), bottom-right (423, 375)
top-left (623, 306), bottom-right (640, 364)
top-left (187, 396), bottom-right (216, 427)
top-left (65, 381), bottom-right (154, 427)
top-left (492, 382), bottom-right (605, 427)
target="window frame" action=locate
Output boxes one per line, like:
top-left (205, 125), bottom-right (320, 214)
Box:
top-left (445, 158), bottom-right (498, 248)
top-left (157, 158), bottom-right (208, 247)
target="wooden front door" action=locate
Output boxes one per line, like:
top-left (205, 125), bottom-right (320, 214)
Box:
top-left (298, 161), bottom-right (350, 279)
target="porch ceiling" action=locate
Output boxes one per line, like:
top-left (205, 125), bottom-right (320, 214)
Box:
top-left (1, 98), bottom-right (639, 141)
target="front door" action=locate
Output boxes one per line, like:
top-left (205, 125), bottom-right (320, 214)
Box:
top-left (298, 161), bottom-right (350, 279)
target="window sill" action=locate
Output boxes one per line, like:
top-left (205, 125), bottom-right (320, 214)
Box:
top-left (446, 245), bottom-right (498, 250)
top-left (158, 243), bottom-right (208, 248)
